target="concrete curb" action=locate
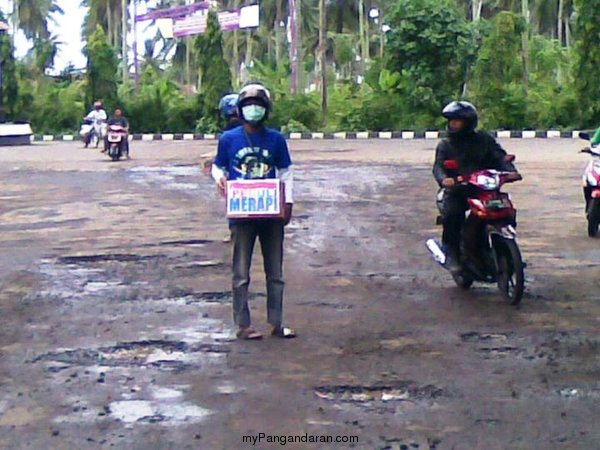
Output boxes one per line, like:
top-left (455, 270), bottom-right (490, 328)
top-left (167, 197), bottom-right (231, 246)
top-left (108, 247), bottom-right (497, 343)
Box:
top-left (32, 130), bottom-right (587, 142)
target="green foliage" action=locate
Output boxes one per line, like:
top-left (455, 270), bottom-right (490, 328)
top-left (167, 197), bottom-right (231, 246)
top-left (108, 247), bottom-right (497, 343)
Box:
top-left (385, 0), bottom-right (473, 121)
top-left (84, 25), bottom-right (118, 111)
top-left (21, 78), bottom-right (86, 133)
top-left (471, 12), bottom-right (527, 129)
top-left (0, 33), bottom-right (19, 117)
top-left (120, 66), bottom-right (198, 133)
top-left (4, 0), bottom-right (596, 133)
top-left (194, 10), bottom-right (232, 131)
top-left (526, 35), bottom-right (578, 128)
top-left (573, 0), bottom-right (600, 126)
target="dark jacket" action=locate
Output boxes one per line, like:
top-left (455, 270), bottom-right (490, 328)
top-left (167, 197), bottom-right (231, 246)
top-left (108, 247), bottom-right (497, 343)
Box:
top-left (433, 131), bottom-right (516, 186)
top-left (108, 116), bottom-right (129, 128)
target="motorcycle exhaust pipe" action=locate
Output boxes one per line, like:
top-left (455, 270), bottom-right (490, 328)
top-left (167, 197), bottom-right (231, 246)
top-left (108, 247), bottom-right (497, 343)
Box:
top-left (426, 239), bottom-right (446, 265)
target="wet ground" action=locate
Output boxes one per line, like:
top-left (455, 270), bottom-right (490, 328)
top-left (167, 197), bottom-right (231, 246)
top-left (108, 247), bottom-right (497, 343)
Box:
top-left (0, 139), bottom-right (598, 450)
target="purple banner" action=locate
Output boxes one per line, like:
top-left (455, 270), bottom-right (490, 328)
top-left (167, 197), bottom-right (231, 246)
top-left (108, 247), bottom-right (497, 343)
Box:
top-left (173, 5), bottom-right (259, 38)
top-left (135, 2), bottom-right (210, 22)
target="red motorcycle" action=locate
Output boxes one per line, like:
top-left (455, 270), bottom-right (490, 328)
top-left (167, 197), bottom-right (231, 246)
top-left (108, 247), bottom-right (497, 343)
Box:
top-left (106, 124), bottom-right (128, 161)
top-left (578, 132), bottom-right (600, 237)
top-left (426, 157), bottom-right (525, 305)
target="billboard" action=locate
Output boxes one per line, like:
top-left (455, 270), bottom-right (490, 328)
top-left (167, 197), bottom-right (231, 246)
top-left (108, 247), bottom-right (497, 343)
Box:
top-left (173, 4), bottom-right (259, 38)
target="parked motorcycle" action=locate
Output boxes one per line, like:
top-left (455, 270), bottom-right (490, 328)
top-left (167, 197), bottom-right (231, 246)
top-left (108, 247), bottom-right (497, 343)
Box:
top-left (426, 157), bottom-right (525, 305)
top-left (106, 124), bottom-right (127, 161)
top-left (578, 132), bottom-right (600, 237)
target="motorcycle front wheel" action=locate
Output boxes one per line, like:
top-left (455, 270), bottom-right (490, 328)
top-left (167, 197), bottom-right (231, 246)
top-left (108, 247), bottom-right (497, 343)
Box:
top-left (452, 271), bottom-right (474, 290)
top-left (587, 198), bottom-right (599, 237)
top-left (496, 239), bottom-right (524, 305)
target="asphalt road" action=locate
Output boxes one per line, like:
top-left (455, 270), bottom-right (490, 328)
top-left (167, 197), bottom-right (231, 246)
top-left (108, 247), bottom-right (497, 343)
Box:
top-left (0, 138), bottom-right (598, 450)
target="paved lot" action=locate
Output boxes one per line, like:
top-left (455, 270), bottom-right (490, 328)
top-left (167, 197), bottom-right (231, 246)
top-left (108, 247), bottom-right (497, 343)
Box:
top-left (0, 138), bottom-right (598, 449)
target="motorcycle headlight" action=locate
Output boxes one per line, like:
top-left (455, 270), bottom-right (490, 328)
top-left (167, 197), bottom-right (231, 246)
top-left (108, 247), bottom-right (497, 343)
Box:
top-left (476, 174), bottom-right (500, 190)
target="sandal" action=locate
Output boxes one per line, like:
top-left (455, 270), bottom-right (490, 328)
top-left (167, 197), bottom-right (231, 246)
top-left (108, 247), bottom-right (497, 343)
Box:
top-left (236, 327), bottom-right (263, 340)
top-left (271, 326), bottom-right (297, 339)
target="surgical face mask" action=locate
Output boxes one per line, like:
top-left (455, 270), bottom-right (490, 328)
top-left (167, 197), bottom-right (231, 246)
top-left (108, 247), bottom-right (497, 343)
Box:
top-left (242, 104), bottom-right (266, 124)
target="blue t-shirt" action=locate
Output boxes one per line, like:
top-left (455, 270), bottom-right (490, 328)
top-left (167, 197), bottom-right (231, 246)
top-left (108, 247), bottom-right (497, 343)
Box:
top-left (214, 126), bottom-right (292, 180)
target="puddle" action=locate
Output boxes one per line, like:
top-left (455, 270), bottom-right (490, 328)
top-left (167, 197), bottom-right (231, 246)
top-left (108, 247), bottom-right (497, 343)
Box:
top-left (314, 381), bottom-right (444, 403)
top-left (127, 166), bottom-right (202, 192)
top-left (169, 291), bottom-right (265, 305)
top-left (109, 399), bottom-right (212, 425)
top-left (32, 340), bottom-right (228, 371)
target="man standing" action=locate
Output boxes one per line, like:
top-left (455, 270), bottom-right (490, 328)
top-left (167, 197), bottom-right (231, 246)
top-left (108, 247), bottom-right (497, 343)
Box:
top-left (211, 84), bottom-right (296, 340)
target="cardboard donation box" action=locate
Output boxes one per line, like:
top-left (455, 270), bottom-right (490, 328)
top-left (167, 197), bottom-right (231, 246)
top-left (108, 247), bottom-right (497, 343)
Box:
top-left (226, 179), bottom-right (285, 219)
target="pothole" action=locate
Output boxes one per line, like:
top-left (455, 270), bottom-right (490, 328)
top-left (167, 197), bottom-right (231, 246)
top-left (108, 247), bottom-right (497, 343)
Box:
top-left (314, 381), bottom-right (444, 403)
top-left (173, 291), bottom-right (265, 305)
top-left (460, 332), bottom-right (547, 361)
top-left (556, 387), bottom-right (600, 399)
top-left (31, 340), bottom-right (228, 371)
top-left (58, 254), bottom-right (165, 264)
top-left (378, 436), bottom-right (442, 450)
top-left (460, 332), bottom-right (512, 343)
top-left (296, 300), bottom-right (353, 310)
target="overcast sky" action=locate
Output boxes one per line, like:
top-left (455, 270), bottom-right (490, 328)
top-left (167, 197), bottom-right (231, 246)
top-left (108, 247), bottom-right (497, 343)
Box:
top-left (0, 0), bottom-right (159, 73)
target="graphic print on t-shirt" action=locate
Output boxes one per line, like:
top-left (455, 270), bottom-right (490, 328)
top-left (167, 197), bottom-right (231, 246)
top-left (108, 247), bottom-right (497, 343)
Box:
top-left (232, 146), bottom-right (275, 180)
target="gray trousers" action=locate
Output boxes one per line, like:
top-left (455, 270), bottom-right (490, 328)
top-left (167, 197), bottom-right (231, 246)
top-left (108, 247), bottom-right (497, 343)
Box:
top-left (230, 221), bottom-right (285, 328)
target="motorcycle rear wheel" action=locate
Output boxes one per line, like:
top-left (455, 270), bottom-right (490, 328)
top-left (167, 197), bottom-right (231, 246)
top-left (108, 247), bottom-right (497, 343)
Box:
top-left (496, 239), bottom-right (524, 305)
top-left (587, 198), bottom-right (599, 237)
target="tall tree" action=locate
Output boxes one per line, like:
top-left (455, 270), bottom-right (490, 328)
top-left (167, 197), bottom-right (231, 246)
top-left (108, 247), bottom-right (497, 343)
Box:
top-left (385, 0), bottom-right (472, 119)
top-left (471, 11), bottom-right (527, 129)
top-left (0, 26), bottom-right (18, 118)
top-left (84, 25), bottom-right (119, 110)
top-left (573, 0), bottom-right (600, 126)
top-left (13, 0), bottom-right (63, 40)
top-left (194, 9), bottom-right (232, 127)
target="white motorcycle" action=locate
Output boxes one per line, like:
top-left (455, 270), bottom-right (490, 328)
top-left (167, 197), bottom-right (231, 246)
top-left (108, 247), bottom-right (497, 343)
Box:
top-left (81, 119), bottom-right (106, 148)
top-left (578, 132), bottom-right (600, 237)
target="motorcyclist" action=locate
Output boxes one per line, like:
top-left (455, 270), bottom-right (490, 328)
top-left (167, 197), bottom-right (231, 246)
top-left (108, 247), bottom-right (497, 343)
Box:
top-left (433, 101), bottom-right (522, 271)
top-left (84, 101), bottom-right (107, 147)
top-left (583, 125), bottom-right (600, 211)
top-left (591, 126), bottom-right (600, 146)
top-left (104, 108), bottom-right (130, 158)
top-left (219, 93), bottom-right (241, 131)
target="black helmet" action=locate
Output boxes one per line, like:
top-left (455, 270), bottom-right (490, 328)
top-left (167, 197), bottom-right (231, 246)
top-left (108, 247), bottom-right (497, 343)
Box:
top-left (237, 83), bottom-right (272, 121)
top-left (442, 101), bottom-right (478, 136)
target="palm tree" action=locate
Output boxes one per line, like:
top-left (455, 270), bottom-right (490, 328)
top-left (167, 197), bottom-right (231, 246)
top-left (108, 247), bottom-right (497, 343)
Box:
top-left (13, 0), bottom-right (63, 40)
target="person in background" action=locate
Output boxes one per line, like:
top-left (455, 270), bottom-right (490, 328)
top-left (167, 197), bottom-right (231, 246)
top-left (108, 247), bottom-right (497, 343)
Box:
top-left (104, 108), bottom-right (130, 158)
top-left (211, 83), bottom-right (295, 340)
top-left (84, 101), bottom-right (107, 147)
top-left (219, 93), bottom-right (241, 132)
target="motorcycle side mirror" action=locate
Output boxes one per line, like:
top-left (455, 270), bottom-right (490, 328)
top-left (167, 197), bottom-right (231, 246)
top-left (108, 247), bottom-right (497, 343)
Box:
top-left (579, 132), bottom-right (590, 141)
top-left (443, 160), bottom-right (459, 170)
top-left (505, 154), bottom-right (516, 163)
